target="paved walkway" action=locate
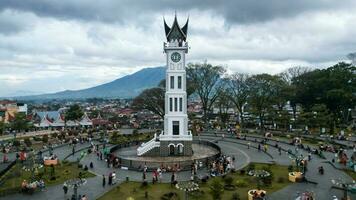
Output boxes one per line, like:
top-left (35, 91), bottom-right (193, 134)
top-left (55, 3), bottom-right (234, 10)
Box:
top-left (2, 133), bottom-right (355, 200)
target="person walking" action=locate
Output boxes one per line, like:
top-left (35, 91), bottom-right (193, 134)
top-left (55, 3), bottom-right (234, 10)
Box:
top-left (102, 175), bottom-right (106, 187)
top-left (247, 142), bottom-right (250, 149)
top-left (63, 182), bottom-right (68, 195)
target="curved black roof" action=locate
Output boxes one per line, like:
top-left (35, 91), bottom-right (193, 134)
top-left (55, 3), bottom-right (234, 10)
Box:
top-left (164, 15), bottom-right (189, 42)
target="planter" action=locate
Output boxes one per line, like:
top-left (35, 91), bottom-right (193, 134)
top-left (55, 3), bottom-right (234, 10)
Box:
top-left (288, 172), bottom-right (303, 182)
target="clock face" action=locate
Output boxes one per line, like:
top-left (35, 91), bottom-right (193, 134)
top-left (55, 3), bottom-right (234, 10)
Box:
top-left (171, 52), bottom-right (181, 63)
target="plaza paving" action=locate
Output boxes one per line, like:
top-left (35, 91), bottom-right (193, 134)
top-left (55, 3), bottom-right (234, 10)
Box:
top-left (1, 132), bottom-right (355, 200)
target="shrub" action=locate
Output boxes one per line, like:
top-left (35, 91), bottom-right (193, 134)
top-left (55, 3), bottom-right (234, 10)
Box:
top-left (231, 192), bottom-right (240, 200)
top-left (42, 135), bottom-right (49, 143)
top-left (161, 192), bottom-right (179, 200)
top-left (210, 179), bottom-right (224, 200)
top-left (277, 177), bottom-right (285, 183)
top-left (235, 179), bottom-right (247, 187)
top-left (24, 138), bottom-right (32, 147)
top-left (141, 181), bottom-right (148, 188)
top-left (13, 140), bottom-right (21, 147)
top-left (247, 163), bottom-right (255, 171)
top-left (51, 132), bottom-right (58, 138)
top-left (239, 169), bottom-right (246, 175)
top-left (288, 165), bottom-right (294, 172)
top-left (224, 176), bottom-right (234, 186)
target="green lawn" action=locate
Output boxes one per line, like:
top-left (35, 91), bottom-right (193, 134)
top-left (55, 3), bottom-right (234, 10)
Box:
top-left (0, 161), bottom-right (95, 196)
top-left (99, 163), bottom-right (292, 200)
top-left (343, 169), bottom-right (356, 180)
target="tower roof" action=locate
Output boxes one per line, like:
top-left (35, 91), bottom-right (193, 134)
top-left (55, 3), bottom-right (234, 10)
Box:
top-left (164, 15), bottom-right (189, 42)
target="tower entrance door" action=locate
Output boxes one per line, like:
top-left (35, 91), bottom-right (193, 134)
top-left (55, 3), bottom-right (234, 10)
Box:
top-left (169, 145), bottom-right (175, 155)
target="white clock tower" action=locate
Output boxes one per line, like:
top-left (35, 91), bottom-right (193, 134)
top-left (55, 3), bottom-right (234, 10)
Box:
top-left (137, 15), bottom-right (192, 156)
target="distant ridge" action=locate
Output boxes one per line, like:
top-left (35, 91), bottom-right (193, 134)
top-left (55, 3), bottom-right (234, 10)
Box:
top-left (12, 66), bottom-right (165, 100)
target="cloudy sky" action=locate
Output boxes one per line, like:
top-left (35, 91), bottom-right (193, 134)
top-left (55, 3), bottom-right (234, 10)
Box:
top-left (0, 0), bottom-right (355, 97)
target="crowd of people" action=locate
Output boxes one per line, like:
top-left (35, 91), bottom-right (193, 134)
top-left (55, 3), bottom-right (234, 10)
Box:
top-left (208, 154), bottom-right (234, 176)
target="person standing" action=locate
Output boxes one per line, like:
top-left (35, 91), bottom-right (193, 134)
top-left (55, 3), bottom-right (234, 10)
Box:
top-left (108, 172), bottom-right (112, 185)
top-left (102, 175), bottom-right (106, 187)
top-left (72, 145), bottom-right (75, 156)
top-left (63, 182), bottom-right (68, 195)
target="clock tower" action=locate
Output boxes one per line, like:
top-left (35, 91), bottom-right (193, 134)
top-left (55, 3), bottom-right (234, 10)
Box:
top-left (137, 15), bottom-right (193, 156)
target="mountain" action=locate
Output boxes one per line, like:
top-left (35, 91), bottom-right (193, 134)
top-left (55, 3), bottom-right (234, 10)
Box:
top-left (13, 66), bottom-right (165, 100)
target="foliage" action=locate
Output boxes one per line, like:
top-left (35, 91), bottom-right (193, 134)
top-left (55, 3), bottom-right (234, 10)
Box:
top-left (225, 73), bottom-right (250, 128)
top-left (231, 192), bottom-right (240, 200)
top-left (42, 134), bottom-right (49, 143)
top-left (235, 179), bottom-right (248, 187)
top-left (132, 87), bottom-right (165, 118)
top-left (215, 87), bottom-right (233, 127)
top-left (65, 104), bottom-right (84, 122)
top-left (10, 112), bottom-right (29, 132)
top-left (224, 176), bottom-right (234, 186)
top-left (24, 138), bottom-right (32, 147)
top-left (292, 62), bottom-right (355, 132)
top-left (0, 121), bottom-right (6, 135)
top-left (187, 62), bottom-right (226, 126)
top-left (246, 74), bottom-right (283, 130)
top-left (209, 178), bottom-right (224, 200)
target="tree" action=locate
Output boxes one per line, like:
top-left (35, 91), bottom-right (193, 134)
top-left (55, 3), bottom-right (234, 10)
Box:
top-left (0, 121), bottom-right (5, 135)
top-left (226, 73), bottom-right (249, 128)
top-left (132, 87), bottom-right (165, 119)
top-left (187, 62), bottom-right (226, 127)
top-left (24, 138), bottom-right (32, 147)
top-left (215, 87), bottom-right (233, 128)
top-left (279, 66), bottom-right (310, 120)
top-left (10, 112), bottom-right (29, 132)
top-left (247, 74), bottom-right (281, 131)
top-left (210, 178), bottom-right (224, 200)
top-left (293, 62), bottom-right (355, 132)
top-left (65, 104), bottom-right (84, 126)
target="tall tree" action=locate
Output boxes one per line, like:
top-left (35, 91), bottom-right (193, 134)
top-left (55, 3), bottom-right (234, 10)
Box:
top-left (10, 112), bottom-right (29, 132)
top-left (215, 88), bottom-right (232, 128)
top-left (247, 74), bottom-right (280, 131)
top-left (65, 104), bottom-right (84, 123)
top-left (132, 87), bottom-right (165, 118)
top-left (279, 66), bottom-right (311, 119)
top-left (293, 62), bottom-right (355, 132)
top-left (226, 73), bottom-right (249, 128)
top-left (0, 121), bottom-right (6, 135)
top-left (187, 62), bottom-right (226, 127)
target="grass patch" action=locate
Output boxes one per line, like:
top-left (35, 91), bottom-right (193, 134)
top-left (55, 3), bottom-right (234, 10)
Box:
top-left (0, 161), bottom-right (95, 196)
top-left (99, 163), bottom-right (291, 200)
top-left (99, 182), bottom-right (184, 200)
top-left (343, 169), bottom-right (356, 180)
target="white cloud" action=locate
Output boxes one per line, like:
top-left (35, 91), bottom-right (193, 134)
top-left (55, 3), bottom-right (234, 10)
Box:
top-left (0, 2), bottom-right (355, 97)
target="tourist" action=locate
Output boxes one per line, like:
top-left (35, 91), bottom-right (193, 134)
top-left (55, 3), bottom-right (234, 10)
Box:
top-left (143, 171), bottom-right (146, 181)
top-left (247, 142), bottom-right (250, 149)
top-left (90, 162), bottom-right (94, 168)
top-left (157, 168), bottom-right (162, 183)
top-left (112, 171), bottom-right (116, 184)
top-left (318, 166), bottom-right (324, 175)
top-left (108, 172), bottom-right (112, 185)
top-left (308, 152), bottom-right (312, 161)
top-left (72, 146), bottom-right (75, 156)
top-left (278, 147), bottom-right (282, 155)
top-left (258, 144), bottom-right (261, 151)
top-left (102, 175), bottom-right (106, 187)
top-left (63, 182), bottom-right (68, 195)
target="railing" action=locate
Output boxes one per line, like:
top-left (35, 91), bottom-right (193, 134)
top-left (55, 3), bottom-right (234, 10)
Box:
top-left (137, 134), bottom-right (160, 156)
